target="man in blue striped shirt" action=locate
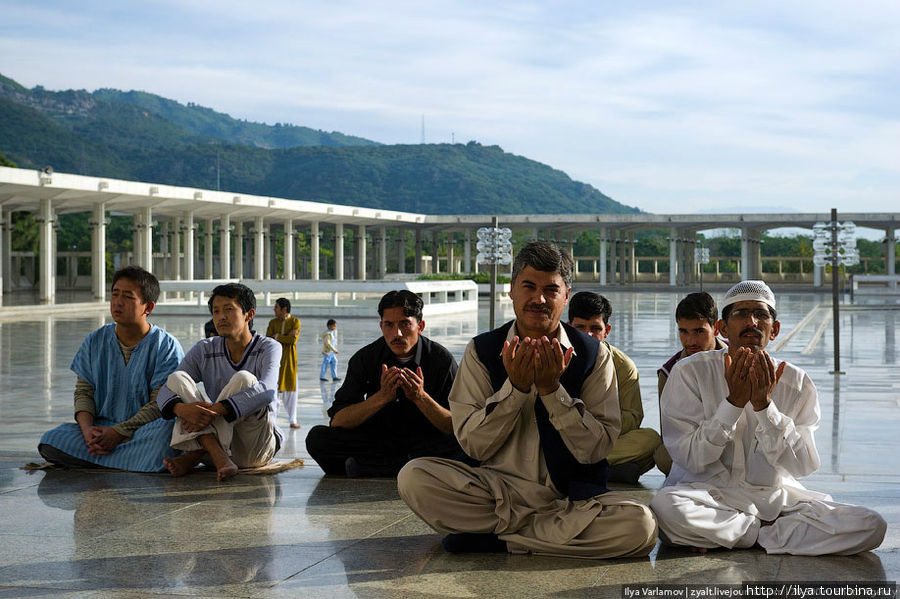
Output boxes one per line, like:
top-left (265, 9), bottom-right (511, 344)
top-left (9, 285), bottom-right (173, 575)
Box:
top-left (157, 283), bottom-right (283, 481)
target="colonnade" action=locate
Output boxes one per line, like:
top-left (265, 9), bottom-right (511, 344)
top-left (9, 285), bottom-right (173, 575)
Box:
top-left (1, 201), bottom-right (898, 306)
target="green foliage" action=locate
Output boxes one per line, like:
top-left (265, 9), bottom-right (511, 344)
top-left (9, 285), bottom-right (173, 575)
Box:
top-left (0, 147), bottom-right (16, 167)
top-left (0, 73), bottom-right (638, 216)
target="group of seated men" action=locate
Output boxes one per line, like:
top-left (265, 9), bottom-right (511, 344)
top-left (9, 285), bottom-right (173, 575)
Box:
top-left (38, 242), bottom-right (886, 559)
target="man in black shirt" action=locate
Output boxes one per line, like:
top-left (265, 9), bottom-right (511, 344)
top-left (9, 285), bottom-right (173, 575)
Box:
top-left (305, 290), bottom-right (466, 477)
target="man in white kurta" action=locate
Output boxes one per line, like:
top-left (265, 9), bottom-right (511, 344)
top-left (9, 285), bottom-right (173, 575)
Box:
top-left (651, 280), bottom-right (885, 555)
top-left (398, 242), bottom-right (657, 559)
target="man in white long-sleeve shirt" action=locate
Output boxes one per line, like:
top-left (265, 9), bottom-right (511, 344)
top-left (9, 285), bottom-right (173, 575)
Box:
top-left (651, 280), bottom-right (885, 555)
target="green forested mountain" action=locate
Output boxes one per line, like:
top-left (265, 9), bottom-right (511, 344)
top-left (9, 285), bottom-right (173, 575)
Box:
top-left (0, 73), bottom-right (638, 215)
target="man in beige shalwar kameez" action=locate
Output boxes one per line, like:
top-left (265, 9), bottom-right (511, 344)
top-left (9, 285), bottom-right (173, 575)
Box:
top-left (398, 242), bottom-right (657, 558)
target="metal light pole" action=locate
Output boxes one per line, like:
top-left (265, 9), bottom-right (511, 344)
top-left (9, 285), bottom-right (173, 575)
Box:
top-left (830, 208), bottom-right (842, 374)
top-left (490, 216), bottom-right (498, 329)
top-left (813, 208), bottom-right (858, 375)
top-left (476, 217), bottom-right (512, 330)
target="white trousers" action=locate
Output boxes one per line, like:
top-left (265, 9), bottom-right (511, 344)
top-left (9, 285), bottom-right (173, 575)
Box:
top-left (279, 391), bottom-right (297, 425)
top-left (651, 485), bottom-right (886, 556)
top-left (167, 370), bottom-right (257, 455)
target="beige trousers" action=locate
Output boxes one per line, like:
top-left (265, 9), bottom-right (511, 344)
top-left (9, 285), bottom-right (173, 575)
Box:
top-left (167, 370), bottom-right (277, 468)
top-left (398, 457), bottom-right (658, 559)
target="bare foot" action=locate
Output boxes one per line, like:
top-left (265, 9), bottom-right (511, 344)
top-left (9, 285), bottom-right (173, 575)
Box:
top-left (164, 450), bottom-right (204, 477)
top-left (690, 546), bottom-right (708, 554)
top-left (216, 459), bottom-right (239, 482)
top-left (290, 423), bottom-right (301, 429)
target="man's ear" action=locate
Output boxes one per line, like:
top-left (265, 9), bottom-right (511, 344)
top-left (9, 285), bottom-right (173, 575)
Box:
top-left (418, 319), bottom-right (426, 333)
top-left (713, 320), bottom-right (720, 336)
top-left (143, 301), bottom-right (155, 316)
top-left (605, 324), bottom-right (612, 337)
top-left (770, 320), bottom-right (781, 340)
top-left (717, 319), bottom-right (728, 339)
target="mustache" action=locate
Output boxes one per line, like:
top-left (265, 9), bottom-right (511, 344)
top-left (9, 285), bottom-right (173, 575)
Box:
top-left (740, 327), bottom-right (764, 337)
top-left (524, 303), bottom-right (551, 315)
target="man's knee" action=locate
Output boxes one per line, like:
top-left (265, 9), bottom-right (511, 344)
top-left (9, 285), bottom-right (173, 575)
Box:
top-left (397, 458), bottom-right (428, 498)
top-left (628, 503), bottom-right (660, 556)
top-left (229, 370), bottom-right (258, 390)
top-left (649, 489), bottom-right (683, 529)
top-left (304, 425), bottom-right (332, 456)
top-left (166, 371), bottom-right (198, 398)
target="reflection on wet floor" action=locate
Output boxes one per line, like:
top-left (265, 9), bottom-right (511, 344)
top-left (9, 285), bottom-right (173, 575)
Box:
top-left (0, 292), bottom-right (898, 597)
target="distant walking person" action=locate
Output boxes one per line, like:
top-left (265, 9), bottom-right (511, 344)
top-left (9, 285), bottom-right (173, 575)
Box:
top-left (320, 319), bottom-right (340, 381)
top-left (39, 266), bottom-right (184, 472)
top-left (267, 298), bottom-right (301, 429)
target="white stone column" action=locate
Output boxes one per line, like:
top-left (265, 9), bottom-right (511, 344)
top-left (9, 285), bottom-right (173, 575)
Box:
top-left (888, 227), bottom-right (897, 289)
top-left (132, 214), bottom-right (142, 267)
top-left (740, 228), bottom-right (751, 282)
top-left (171, 216), bottom-right (181, 281)
top-left (90, 203), bottom-right (106, 300)
top-left (182, 212), bottom-right (195, 282)
top-left (140, 207), bottom-right (153, 272)
top-left (669, 227), bottom-right (678, 287)
top-left (264, 226), bottom-right (272, 280)
top-left (335, 223), bottom-right (344, 281)
top-left (448, 232), bottom-right (456, 275)
top-left (1, 207), bottom-right (9, 297)
top-left (599, 227), bottom-right (608, 285)
top-left (204, 218), bottom-right (214, 279)
top-left (284, 219), bottom-right (294, 280)
top-left (219, 214), bottom-right (231, 279)
top-left (310, 221), bottom-right (320, 280)
top-left (0, 205), bottom-right (4, 303)
top-left (377, 226), bottom-right (387, 278)
top-left (38, 199), bottom-right (55, 304)
top-left (415, 228), bottom-right (423, 274)
top-left (159, 221), bottom-right (169, 278)
top-left (398, 229), bottom-right (407, 274)
top-left (234, 221), bottom-right (244, 280)
top-left (357, 224), bottom-right (367, 280)
top-left (254, 216), bottom-right (265, 280)
top-left (628, 232), bottom-right (636, 283)
top-left (463, 229), bottom-right (471, 274)
top-left (431, 232), bottom-right (440, 274)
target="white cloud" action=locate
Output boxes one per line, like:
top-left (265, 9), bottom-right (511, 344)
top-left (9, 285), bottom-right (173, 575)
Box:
top-left (0, 0), bottom-right (897, 215)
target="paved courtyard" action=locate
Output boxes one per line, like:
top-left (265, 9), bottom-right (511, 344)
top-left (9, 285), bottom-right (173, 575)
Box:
top-left (0, 290), bottom-right (897, 598)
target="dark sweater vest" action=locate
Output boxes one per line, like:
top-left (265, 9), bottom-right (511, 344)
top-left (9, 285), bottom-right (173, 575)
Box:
top-left (472, 321), bottom-right (609, 500)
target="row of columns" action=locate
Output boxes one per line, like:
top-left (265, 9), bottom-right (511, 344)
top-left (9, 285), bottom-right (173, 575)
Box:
top-left (2, 201), bottom-right (898, 305)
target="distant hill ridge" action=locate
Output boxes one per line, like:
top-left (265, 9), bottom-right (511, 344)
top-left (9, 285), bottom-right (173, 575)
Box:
top-left (0, 73), bottom-right (639, 215)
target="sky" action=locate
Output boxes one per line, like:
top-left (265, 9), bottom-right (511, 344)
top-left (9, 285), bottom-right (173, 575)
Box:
top-left (1, 0), bottom-right (898, 222)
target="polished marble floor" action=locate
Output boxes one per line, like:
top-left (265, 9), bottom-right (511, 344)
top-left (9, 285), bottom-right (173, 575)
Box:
top-left (1, 291), bottom-right (898, 598)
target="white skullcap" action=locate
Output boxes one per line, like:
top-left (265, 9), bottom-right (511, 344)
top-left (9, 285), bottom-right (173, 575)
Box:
top-left (722, 280), bottom-right (776, 310)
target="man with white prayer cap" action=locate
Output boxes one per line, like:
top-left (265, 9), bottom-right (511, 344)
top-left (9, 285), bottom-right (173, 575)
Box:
top-left (650, 280), bottom-right (886, 555)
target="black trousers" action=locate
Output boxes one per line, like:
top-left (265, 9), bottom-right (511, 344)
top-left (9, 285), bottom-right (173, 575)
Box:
top-left (305, 425), bottom-right (471, 476)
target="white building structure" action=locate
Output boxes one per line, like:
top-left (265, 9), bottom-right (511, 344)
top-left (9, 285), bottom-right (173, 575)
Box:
top-left (1, 166), bottom-right (897, 305)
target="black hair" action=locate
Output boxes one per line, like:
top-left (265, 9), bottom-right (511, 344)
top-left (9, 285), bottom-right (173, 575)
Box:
top-left (675, 292), bottom-right (718, 327)
top-left (511, 241), bottom-right (574, 288)
top-left (326, 319), bottom-right (337, 327)
top-left (275, 297), bottom-right (291, 312)
top-left (377, 289), bottom-right (424, 321)
top-left (568, 291), bottom-right (612, 324)
top-left (208, 283), bottom-right (257, 329)
top-left (111, 265), bottom-right (160, 304)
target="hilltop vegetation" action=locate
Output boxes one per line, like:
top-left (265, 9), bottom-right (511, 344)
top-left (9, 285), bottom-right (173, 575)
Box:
top-left (0, 73), bottom-right (637, 215)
